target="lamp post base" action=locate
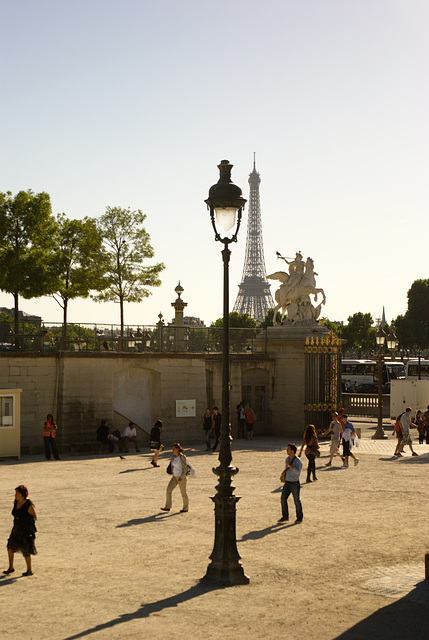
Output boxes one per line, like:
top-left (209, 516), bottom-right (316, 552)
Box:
top-left (372, 428), bottom-right (389, 440)
top-left (202, 492), bottom-right (250, 586)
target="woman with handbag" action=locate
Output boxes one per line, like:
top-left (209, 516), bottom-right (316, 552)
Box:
top-left (161, 443), bottom-right (189, 513)
top-left (298, 424), bottom-right (319, 483)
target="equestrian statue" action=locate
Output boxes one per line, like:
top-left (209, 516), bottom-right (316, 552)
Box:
top-left (267, 251), bottom-right (326, 326)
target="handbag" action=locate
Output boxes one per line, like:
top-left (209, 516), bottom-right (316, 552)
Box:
top-left (280, 468), bottom-right (286, 483)
top-left (166, 461), bottom-right (172, 475)
top-left (313, 446), bottom-right (321, 458)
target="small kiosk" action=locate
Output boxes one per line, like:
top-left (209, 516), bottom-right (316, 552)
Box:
top-left (0, 389), bottom-right (22, 459)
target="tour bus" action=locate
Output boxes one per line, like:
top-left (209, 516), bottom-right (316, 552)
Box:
top-left (404, 359), bottom-right (429, 380)
top-left (341, 359), bottom-right (406, 392)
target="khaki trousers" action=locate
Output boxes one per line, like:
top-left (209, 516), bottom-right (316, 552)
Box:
top-left (165, 476), bottom-right (188, 510)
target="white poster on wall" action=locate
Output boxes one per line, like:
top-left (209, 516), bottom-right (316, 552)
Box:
top-left (176, 400), bottom-right (196, 417)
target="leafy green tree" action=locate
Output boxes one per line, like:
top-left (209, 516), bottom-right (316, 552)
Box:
top-left (50, 214), bottom-right (106, 346)
top-left (342, 312), bottom-right (376, 356)
top-left (395, 279), bottom-right (429, 350)
top-left (0, 190), bottom-right (56, 345)
top-left (319, 318), bottom-right (344, 337)
top-left (259, 308), bottom-right (282, 328)
top-left (93, 207), bottom-right (165, 338)
top-left (210, 312), bottom-right (258, 352)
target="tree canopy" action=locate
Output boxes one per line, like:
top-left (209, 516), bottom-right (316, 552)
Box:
top-left (394, 279), bottom-right (429, 350)
top-left (0, 190), bottom-right (56, 341)
top-left (93, 207), bottom-right (165, 336)
top-left (50, 214), bottom-right (106, 344)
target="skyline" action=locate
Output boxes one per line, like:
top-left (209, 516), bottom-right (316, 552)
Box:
top-left (1, 0), bottom-right (428, 328)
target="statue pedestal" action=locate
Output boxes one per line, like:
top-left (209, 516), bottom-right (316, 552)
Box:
top-left (261, 324), bottom-right (332, 437)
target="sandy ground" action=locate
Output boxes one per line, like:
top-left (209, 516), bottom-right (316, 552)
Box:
top-left (1, 423), bottom-right (429, 640)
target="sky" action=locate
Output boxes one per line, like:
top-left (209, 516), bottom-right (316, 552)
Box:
top-left (1, 0), bottom-right (428, 330)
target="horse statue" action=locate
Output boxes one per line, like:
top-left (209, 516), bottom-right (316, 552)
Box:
top-left (267, 256), bottom-right (326, 325)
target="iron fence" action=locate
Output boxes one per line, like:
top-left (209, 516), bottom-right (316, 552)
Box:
top-left (0, 321), bottom-right (268, 355)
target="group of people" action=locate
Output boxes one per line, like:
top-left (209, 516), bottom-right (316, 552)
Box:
top-left (279, 411), bottom-right (360, 524)
top-left (392, 406), bottom-right (427, 456)
top-left (96, 420), bottom-right (140, 453)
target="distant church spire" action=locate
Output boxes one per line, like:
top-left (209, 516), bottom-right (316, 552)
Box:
top-left (232, 156), bottom-right (274, 322)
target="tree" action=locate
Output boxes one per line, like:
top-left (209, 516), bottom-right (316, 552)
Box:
top-left (395, 279), bottom-right (429, 350)
top-left (260, 308), bottom-right (282, 328)
top-left (93, 207), bottom-right (165, 338)
top-left (50, 214), bottom-right (106, 346)
top-left (210, 312), bottom-right (258, 352)
top-left (341, 312), bottom-right (376, 356)
top-left (0, 190), bottom-right (56, 345)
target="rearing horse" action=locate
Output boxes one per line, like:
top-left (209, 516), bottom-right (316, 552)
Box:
top-left (268, 257), bottom-right (326, 325)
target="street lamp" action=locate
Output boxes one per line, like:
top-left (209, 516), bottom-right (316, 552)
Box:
top-left (202, 160), bottom-right (249, 585)
top-left (372, 327), bottom-right (388, 439)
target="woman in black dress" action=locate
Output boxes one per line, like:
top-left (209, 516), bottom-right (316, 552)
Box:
top-left (3, 485), bottom-right (37, 576)
top-left (149, 419), bottom-right (164, 467)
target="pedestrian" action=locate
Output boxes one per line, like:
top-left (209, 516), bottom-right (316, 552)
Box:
top-left (424, 405), bottom-right (429, 445)
top-left (202, 409), bottom-right (212, 451)
top-left (245, 404), bottom-right (256, 440)
top-left (3, 485), bottom-right (37, 576)
top-left (321, 412), bottom-right (343, 466)
top-left (43, 413), bottom-right (60, 460)
top-left (211, 406), bottom-right (221, 452)
top-left (149, 419), bottom-right (164, 466)
top-left (400, 408), bottom-right (418, 456)
top-left (341, 415), bottom-right (359, 468)
top-left (416, 410), bottom-right (425, 445)
top-left (298, 424), bottom-right (319, 482)
top-left (392, 412), bottom-right (404, 456)
top-left (278, 443), bottom-right (303, 524)
top-left (237, 402), bottom-right (246, 439)
top-left (161, 443), bottom-right (189, 513)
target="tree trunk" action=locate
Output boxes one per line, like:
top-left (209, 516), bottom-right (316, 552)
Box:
top-left (62, 298), bottom-right (68, 350)
top-left (120, 297), bottom-right (124, 349)
top-left (13, 292), bottom-right (20, 350)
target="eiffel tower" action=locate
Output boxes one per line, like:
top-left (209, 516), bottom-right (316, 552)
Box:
top-left (233, 156), bottom-right (274, 323)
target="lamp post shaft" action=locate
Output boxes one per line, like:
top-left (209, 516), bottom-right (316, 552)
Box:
top-left (372, 349), bottom-right (388, 439)
top-left (202, 242), bottom-right (249, 585)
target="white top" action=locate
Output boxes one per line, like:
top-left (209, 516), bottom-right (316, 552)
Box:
top-left (122, 426), bottom-right (137, 438)
top-left (172, 456), bottom-right (184, 476)
top-left (400, 412), bottom-right (411, 435)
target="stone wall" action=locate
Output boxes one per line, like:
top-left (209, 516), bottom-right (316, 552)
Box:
top-left (0, 332), bottom-right (332, 455)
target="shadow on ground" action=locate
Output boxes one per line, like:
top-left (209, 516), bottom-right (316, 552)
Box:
top-left (334, 581), bottom-right (429, 640)
top-left (62, 582), bottom-right (226, 639)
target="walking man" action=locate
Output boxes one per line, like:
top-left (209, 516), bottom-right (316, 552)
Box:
top-left (211, 407), bottom-right (222, 452)
top-left (400, 407), bottom-right (418, 456)
top-left (279, 443), bottom-right (303, 524)
top-left (322, 412), bottom-right (343, 466)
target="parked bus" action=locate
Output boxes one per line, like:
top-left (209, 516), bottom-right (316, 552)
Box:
top-left (341, 359), bottom-right (406, 392)
top-left (404, 359), bottom-right (429, 380)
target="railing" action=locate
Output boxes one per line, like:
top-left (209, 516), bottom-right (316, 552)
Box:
top-left (342, 392), bottom-right (390, 418)
top-left (0, 321), bottom-right (268, 355)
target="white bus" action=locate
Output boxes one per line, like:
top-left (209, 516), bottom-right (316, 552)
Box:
top-left (404, 359), bottom-right (429, 380)
top-left (341, 359), bottom-right (406, 392)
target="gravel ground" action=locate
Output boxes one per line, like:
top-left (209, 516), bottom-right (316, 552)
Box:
top-left (1, 426), bottom-right (428, 640)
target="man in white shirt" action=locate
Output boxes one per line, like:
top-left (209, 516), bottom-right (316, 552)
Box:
top-left (121, 422), bottom-right (140, 453)
top-left (400, 408), bottom-right (418, 456)
top-left (278, 443), bottom-right (303, 524)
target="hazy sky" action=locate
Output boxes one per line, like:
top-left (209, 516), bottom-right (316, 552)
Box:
top-left (1, 0), bottom-right (428, 329)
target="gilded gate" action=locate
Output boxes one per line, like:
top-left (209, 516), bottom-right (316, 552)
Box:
top-left (304, 333), bottom-right (342, 431)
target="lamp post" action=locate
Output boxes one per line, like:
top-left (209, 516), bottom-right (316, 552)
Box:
top-left (202, 159), bottom-right (249, 585)
top-left (372, 328), bottom-right (398, 439)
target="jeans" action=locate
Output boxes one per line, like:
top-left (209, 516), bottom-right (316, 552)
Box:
top-left (204, 429), bottom-right (211, 448)
top-left (281, 480), bottom-right (303, 521)
top-left (44, 436), bottom-right (60, 460)
top-left (237, 419), bottom-right (245, 438)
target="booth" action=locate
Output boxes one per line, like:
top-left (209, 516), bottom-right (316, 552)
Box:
top-left (0, 389), bottom-right (22, 459)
